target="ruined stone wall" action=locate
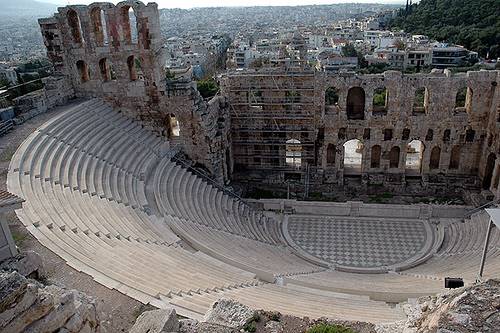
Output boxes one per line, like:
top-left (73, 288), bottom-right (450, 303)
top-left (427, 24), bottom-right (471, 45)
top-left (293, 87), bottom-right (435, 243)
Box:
top-left (39, 1), bottom-right (230, 182)
top-left (481, 72), bottom-right (500, 199)
top-left (38, 2), bottom-right (499, 194)
top-left (38, 1), bottom-right (164, 125)
top-left (222, 69), bottom-right (500, 197)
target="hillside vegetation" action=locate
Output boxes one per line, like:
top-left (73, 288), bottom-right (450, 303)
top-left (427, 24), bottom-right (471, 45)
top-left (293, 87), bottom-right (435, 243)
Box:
top-left (389, 0), bottom-right (500, 58)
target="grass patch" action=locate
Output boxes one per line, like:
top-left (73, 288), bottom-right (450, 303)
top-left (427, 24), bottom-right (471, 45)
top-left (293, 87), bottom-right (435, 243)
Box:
top-left (368, 192), bottom-right (393, 203)
top-left (243, 313), bottom-right (260, 332)
top-left (307, 323), bottom-right (357, 333)
top-left (11, 230), bottom-right (27, 247)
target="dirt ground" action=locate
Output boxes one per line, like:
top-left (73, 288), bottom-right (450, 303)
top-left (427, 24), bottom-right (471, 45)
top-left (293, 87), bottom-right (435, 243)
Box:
top-left (0, 102), bottom-right (150, 332)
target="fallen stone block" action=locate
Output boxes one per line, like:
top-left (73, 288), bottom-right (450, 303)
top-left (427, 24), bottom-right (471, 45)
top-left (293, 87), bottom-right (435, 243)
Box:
top-left (129, 308), bottom-right (179, 333)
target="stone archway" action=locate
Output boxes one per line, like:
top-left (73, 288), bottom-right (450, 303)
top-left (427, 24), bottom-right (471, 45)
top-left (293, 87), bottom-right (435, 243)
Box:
top-left (483, 153), bottom-right (497, 190)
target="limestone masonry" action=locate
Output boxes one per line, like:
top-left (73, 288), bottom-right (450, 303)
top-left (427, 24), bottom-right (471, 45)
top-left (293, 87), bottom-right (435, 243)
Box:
top-left (37, 1), bottom-right (500, 198)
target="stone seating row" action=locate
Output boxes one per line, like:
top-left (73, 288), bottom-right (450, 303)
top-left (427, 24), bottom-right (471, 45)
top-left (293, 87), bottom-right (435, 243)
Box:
top-left (10, 170), bottom-right (175, 244)
top-left (25, 220), bottom-right (257, 302)
top-left (285, 269), bottom-right (444, 302)
top-left (154, 157), bottom-right (283, 245)
top-left (167, 283), bottom-right (406, 324)
top-left (10, 180), bottom-right (258, 304)
top-left (402, 248), bottom-right (500, 282)
top-left (168, 216), bottom-right (321, 277)
top-left (438, 211), bottom-right (500, 256)
top-left (11, 99), bottom-right (161, 212)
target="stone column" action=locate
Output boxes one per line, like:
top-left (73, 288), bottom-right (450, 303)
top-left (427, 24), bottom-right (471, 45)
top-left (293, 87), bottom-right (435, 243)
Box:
top-left (0, 212), bottom-right (18, 261)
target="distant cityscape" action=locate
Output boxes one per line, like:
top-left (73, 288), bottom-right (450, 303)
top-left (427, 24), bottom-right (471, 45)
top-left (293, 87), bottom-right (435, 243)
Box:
top-left (0, 2), bottom-right (496, 87)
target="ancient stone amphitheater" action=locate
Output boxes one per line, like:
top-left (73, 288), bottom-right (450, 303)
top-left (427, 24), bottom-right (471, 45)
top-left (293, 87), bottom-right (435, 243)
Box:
top-left (7, 98), bottom-right (500, 323)
top-left (4, 0), bottom-right (500, 326)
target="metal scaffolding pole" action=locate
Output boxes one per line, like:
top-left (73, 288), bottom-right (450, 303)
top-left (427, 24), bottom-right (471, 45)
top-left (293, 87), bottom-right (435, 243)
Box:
top-left (477, 218), bottom-right (494, 282)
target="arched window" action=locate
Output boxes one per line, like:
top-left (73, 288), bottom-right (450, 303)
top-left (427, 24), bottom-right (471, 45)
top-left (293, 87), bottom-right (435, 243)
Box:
top-left (371, 145), bottom-right (381, 168)
top-left (325, 87), bottom-right (340, 114)
top-left (405, 140), bottom-right (424, 172)
top-left (449, 145), bottom-right (461, 170)
top-left (443, 129), bottom-right (451, 142)
top-left (76, 60), bottom-right (89, 83)
top-left (425, 129), bottom-right (434, 141)
top-left (483, 153), bottom-right (497, 189)
top-left (384, 129), bottom-right (393, 141)
top-left (346, 87), bottom-right (365, 120)
top-left (363, 128), bottom-right (371, 140)
top-left (90, 7), bottom-right (108, 46)
top-left (286, 139), bottom-right (302, 168)
top-left (99, 58), bottom-right (110, 81)
top-left (326, 144), bottom-right (336, 166)
top-left (120, 6), bottom-right (138, 44)
top-left (67, 9), bottom-right (83, 44)
top-left (465, 128), bottom-right (475, 142)
top-left (389, 146), bottom-right (400, 169)
top-left (372, 87), bottom-right (387, 114)
top-left (169, 114), bottom-right (180, 137)
top-left (325, 87), bottom-right (339, 105)
top-left (413, 87), bottom-right (427, 114)
top-left (127, 55), bottom-right (137, 81)
top-left (343, 139), bottom-right (362, 170)
top-left (429, 146), bottom-right (441, 170)
top-left (338, 128), bottom-right (346, 140)
top-left (402, 128), bottom-right (410, 140)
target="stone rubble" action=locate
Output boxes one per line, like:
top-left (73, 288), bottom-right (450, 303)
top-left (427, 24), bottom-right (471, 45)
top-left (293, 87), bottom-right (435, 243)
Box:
top-left (376, 279), bottom-right (500, 333)
top-left (0, 271), bottom-right (101, 333)
top-left (202, 298), bottom-right (257, 328)
top-left (129, 308), bottom-right (179, 333)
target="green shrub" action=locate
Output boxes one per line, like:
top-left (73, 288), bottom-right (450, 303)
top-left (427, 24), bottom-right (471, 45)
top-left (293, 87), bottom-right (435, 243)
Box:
top-left (243, 321), bottom-right (256, 332)
top-left (307, 323), bottom-right (356, 333)
top-left (269, 311), bottom-right (281, 322)
top-left (196, 78), bottom-right (219, 99)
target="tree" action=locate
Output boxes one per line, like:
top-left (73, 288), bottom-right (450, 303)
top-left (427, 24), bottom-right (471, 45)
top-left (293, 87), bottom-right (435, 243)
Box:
top-left (388, 0), bottom-right (500, 57)
top-left (341, 44), bottom-right (368, 68)
top-left (197, 78), bottom-right (219, 99)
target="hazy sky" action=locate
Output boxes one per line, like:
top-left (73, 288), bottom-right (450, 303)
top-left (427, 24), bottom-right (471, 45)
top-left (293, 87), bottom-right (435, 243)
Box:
top-left (45, 0), bottom-right (407, 9)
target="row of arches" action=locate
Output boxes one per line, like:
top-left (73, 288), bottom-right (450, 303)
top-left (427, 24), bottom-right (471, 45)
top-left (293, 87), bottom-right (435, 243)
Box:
top-left (67, 5), bottom-right (139, 47)
top-left (325, 86), bottom-right (473, 119)
top-left (76, 56), bottom-right (142, 83)
top-left (324, 139), bottom-right (463, 173)
top-left (336, 127), bottom-right (476, 144)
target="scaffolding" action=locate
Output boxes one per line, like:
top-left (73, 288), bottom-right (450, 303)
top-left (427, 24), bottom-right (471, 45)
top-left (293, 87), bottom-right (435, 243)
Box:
top-left (224, 68), bottom-right (318, 176)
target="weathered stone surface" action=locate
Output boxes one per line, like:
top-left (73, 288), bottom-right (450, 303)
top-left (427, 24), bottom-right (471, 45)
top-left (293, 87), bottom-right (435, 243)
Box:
top-left (0, 270), bottom-right (100, 333)
top-left (376, 279), bottom-right (500, 333)
top-left (129, 308), bottom-right (179, 333)
top-left (0, 251), bottom-right (45, 279)
top-left (203, 298), bottom-right (256, 328)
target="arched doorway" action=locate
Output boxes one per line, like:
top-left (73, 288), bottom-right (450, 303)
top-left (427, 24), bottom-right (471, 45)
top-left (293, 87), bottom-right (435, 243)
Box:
top-left (389, 146), bottom-right (400, 169)
top-left (326, 144), bottom-right (336, 166)
top-left (370, 145), bottom-right (381, 168)
top-left (483, 153), bottom-right (497, 189)
top-left (429, 146), bottom-right (441, 170)
top-left (449, 145), bottom-right (461, 170)
top-left (343, 139), bottom-right (362, 171)
top-left (405, 140), bottom-right (424, 173)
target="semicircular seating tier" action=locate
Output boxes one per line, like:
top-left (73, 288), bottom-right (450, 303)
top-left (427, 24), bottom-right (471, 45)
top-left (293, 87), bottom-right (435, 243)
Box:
top-left (7, 98), bottom-right (499, 323)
